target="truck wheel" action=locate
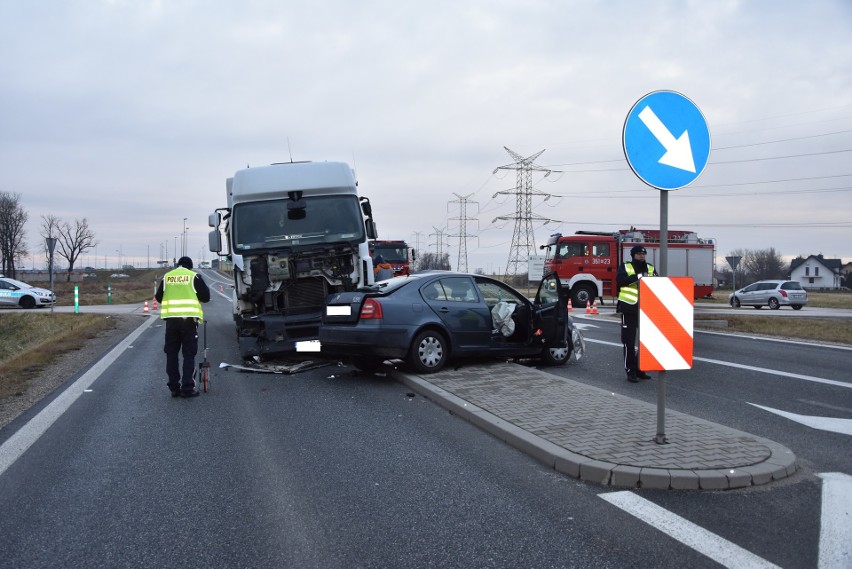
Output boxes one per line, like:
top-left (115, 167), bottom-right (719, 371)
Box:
top-left (407, 330), bottom-right (448, 374)
top-left (571, 286), bottom-right (594, 310)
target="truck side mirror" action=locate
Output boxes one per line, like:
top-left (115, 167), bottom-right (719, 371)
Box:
top-left (208, 212), bottom-right (220, 228)
top-left (365, 219), bottom-right (378, 240)
top-left (208, 229), bottom-right (222, 254)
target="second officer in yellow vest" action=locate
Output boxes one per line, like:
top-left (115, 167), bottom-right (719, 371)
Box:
top-left (155, 256), bottom-right (211, 397)
top-left (616, 245), bottom-right (656, 383)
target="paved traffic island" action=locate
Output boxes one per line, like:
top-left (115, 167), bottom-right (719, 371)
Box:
top-left (394, 363), bottom-right (797, 491)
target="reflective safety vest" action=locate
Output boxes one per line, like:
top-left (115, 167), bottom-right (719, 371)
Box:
top-left (160, 267), bottom-right (203, 319)
top-left (617, 262), bottom-right (656, 305)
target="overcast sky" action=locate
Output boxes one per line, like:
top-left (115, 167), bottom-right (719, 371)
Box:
top-left (2, 0), bottom-right (851, 274)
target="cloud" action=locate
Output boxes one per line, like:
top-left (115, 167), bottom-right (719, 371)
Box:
top-left (1, 0), bottom-right (851, 270)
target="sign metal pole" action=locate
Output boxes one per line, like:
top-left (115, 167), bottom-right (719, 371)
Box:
top-left (623, 90), bottom-right (710, 446)
top-left (657, 190), bottom-right (668, 444)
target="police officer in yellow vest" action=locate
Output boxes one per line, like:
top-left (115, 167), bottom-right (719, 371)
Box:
top-left (616, 245), bottom-right (657, 383)
top-left (155, 257), bottom-right (211, 397)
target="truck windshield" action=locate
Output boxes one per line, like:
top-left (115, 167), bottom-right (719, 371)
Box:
top-left (232, 195), bottom-right (364, 252)
top-left (371, 245), bottom-right (408, 263)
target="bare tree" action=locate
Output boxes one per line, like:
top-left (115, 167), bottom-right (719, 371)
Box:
top-left (414, 252), bottom-right (451, 271)
top-left (0, 191), bottom-right (28, 278)
top-left (42, 216), bottom-right (98, 281)
top-left (40, 214), bottom-right (62, 269)
top-left (732, 247), bottom-right (786, 283)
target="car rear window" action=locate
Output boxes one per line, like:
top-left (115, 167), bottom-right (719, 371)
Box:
top-left (781, 282), bottom-right (803, 290)
top-left (362, 275), bottom-right (420, 294)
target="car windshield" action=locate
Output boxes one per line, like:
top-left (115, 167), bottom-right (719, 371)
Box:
top-left (232, 195), bottom-right (364, 252)
top-left (1, 278), bottom-right (30, 289)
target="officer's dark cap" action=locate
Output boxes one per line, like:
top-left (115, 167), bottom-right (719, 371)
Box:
top-left (177, 256), bottom-right (193, 269)
top-left (630, 245), bottom-right (647, 256)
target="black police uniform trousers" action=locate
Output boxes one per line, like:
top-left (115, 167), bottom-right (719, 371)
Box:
top-left (164, 317), bottom-right (198, 393)
top-left (618, 301), bottom-right (640, 374)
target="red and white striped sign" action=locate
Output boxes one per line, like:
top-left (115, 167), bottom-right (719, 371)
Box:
top-left (638, 277), bottom-right (694, 371)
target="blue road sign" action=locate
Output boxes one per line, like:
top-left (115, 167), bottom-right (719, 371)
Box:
top-left (623, 90), bottom-right (711, 190)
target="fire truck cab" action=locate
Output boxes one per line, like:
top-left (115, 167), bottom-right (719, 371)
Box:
top-left (542, 229), bottom-right (716, 308)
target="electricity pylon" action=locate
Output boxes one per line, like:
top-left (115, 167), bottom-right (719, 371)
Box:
top-left (493, 146), bottom-right (557, 275)
top-left (448, 193), bottom-right (478, 273)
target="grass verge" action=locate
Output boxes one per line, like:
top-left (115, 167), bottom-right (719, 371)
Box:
top-left (0, 313), bottom-right (117, 399)
top-left (695, 315), bottom-right (852, 345)
top-left (52, 270), bottom-right (163, 306)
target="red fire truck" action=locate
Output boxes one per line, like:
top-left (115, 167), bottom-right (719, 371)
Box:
top-left (369, 240), bottom-right (414, 276)
top-left (541, 228), bottom-right (716, 308)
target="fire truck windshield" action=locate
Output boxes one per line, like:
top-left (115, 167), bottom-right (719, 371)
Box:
top-left (371, 245), bottom-right (408, 263)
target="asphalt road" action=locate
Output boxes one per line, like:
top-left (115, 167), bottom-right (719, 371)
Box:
top-left (1, 273), bottom-right (850, 568)
top-left (556, 312), bottom-right (852, 568)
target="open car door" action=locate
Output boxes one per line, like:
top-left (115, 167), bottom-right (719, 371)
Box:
top-left (534, 273), bottom-right (569, 348)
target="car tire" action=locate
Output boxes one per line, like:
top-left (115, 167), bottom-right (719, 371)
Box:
top-left (731, 297), bottom-right (741, 308)
top-left (540, 344), bottom-right (571, 366)
top-left (407, 330), bottom-right (448, 374)
top-left (19, 296), bottom-right (35, 309)
top-left (768, 298), bottom-right (780, 310)
top-left (792, 304), bottom-right (803, 310)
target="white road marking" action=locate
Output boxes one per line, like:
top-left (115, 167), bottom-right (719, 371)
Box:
top-left (817, 473), bottom-right (852, 569)
top-left (600, 491), bottom-right (779, 568)
top-left (748, 404), bottom-right (852, 436)
top-left (0, 317), bottom-right (157, 477)
top-left (697, 357), bottom-right (850, 389)
top-left (585, 338), bottom-right (851, 389)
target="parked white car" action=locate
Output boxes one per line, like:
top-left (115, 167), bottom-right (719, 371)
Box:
top-left (728, 280), bottom-right (808, 310)
top-left (0, 276), bottom-right (56, 309)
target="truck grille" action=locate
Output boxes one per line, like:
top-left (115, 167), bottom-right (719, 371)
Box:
top-left (278, 277), bottom-right (328, 316)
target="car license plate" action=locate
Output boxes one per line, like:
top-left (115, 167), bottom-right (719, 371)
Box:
top-left (296, 340), bottom-right (321, 352)
top-left (327, 305), bottom-right (351, 316)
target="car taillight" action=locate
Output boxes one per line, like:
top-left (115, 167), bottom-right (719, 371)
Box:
top-left (360, 298), bottom-right (383, 319)
top-left (780, 290), bottom-right (788, 298)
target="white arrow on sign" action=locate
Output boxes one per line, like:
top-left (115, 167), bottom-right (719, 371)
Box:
top-left (638, 106), bottom-right (696, 173)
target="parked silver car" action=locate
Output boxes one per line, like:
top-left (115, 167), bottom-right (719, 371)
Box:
top-left (0, 276), bottom-right (56, 309)
top-left (728, 280), bottom-right (808, 310)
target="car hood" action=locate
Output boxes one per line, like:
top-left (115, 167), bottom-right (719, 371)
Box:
top-left (27, 286), bottom-right (54, 295)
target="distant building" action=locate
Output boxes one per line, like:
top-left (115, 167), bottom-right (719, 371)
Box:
top-left (842, 261), bottom-right (852, 288)
top-left (789, 255), bottom-right (843, 290)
